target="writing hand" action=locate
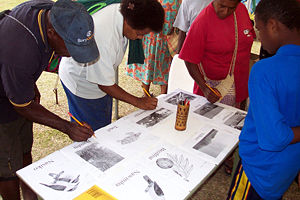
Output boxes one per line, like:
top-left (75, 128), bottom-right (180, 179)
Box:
top-left (66, 122), bottom-right (94, 142)
top-left (137, 96), bottom-right (158, 110)
top-left (203, 85), bottom-right (221, 103)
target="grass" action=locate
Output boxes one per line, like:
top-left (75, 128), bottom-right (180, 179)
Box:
top-left (1, 1), bottom-right (299, 200)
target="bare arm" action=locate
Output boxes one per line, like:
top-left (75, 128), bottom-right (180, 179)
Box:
top-left (177, 29), bottom-right (186, 53)
top-left (291, 127), bottom-right (300, 144)
top-left (98, 84), bottom-right (157, 110)
top-left (184, 61), bottom-right (220, 103)
top-left (14, 102), bottom-right (94, 142)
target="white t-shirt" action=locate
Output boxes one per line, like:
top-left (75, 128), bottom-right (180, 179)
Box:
top-left (59, 4), bottom-right (128, 99)
top-left (173, 0), bottom-right (212, 32)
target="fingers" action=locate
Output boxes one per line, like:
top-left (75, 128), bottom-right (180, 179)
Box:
top-left (204, 87), bottom-right (221, 103)
top-left (139, 96), bottom-right (158, 110)
top-left (82, 122), bottom-right (93, 131)
top-left (68, 122), bottom-right (94, 142)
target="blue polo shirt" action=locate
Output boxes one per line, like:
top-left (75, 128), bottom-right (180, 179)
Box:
top-left (239, 45), bottom-right (300, 199)
top-left (0, 0), bottom-right (54, 123)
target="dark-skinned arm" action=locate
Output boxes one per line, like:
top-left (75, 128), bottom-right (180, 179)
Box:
top-left (291, 127), bottom-right (300, 144)
top-left (98, 84), bottom-right (157, 110)
top-left (14, 102), bottom-right (94, 142)
top-left (184, 61), bottom-right (220, 103)
top-left (177, 29), bottom-right (186, 54)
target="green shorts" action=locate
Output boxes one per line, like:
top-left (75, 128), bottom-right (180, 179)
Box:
top-left (0, 117), bottom-right (33, 180)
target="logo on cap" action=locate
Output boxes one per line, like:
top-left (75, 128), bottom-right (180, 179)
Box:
top-left (77, 30), bottom-right (94, 43)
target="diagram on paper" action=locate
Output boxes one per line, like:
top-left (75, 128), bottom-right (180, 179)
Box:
top-left (40, 171), bottom-right (80, 192)
top-left (156, 154), bottom-right (194, 182)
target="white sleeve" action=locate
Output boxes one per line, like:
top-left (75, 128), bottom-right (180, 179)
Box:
top-left (173, 0), bottom-right (189, 32)
top-left (86, 44), bottom-right (117, 86)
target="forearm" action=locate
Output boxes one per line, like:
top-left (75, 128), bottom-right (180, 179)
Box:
top-left (177, 30), bottom-right (186, 53)
top-left (98, 84), bottom-right (139, 107)
top-left (14, 102), bottom-right (71, 134)
top-left (184, 61), bottom-right (206, 90)
top-left (291, 127), bottom-right (300, 143)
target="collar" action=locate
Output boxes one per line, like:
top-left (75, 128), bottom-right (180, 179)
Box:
top-left (37, 9), bottom-right (51, 53)
top-left (37, 9), bottom-right (55, 63)
top-left (276, 44), bottom-right (300, 56)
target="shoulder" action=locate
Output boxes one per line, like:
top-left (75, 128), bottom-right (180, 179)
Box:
top-left (0, 18), bottom-right (40, 67)
top-left (236, 2), bottom-right (250, 16)
top-left (192, 4), bottom-right (211, 28)
top-left (249, 56), bottom-right (277, 82)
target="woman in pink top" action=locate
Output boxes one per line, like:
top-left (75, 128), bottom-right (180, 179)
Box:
top-left (179, 0), bottom-right (255, 109)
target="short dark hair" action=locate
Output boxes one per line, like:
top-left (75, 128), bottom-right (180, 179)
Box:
top-left (255, 0), bottom-right (300, 30)
top-left (120, 0), bottom-right (165, 32)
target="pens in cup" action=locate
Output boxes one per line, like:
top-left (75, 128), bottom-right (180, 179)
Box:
top-left (68, 112), bottom-right (96, 138)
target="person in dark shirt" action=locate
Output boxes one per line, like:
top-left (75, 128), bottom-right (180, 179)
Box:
top-left (0, 0), bottom-right (99, 199)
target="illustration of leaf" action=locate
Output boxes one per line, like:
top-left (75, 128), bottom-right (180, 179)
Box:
top-left (167, 154), bottom-right (194, 181)
top-left (178, 155), bottom-right (183, 166)
top-left (186, 164), bottom-right (194, 177)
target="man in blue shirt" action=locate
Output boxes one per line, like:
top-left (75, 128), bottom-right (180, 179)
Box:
top-left (227, 0), bottom-right (300, 199)
top-left (0, 0), bottom-right (99, 199)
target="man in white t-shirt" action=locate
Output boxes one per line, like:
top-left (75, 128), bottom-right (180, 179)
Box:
top-left (59, 0), bottom-right (165, 131)
top-left (173, 0), bottom-right (212, 52)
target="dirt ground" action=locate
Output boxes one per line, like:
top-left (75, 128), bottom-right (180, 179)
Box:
top-left (1, 1), bottom-right (299, 199)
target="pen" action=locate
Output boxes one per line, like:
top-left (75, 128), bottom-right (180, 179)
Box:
top-left (204, 83), bottom-right (222, 98)
top-left (142, 88), bottom-right (152, 97)
top-left (68, 112), bottom-right (96, 138)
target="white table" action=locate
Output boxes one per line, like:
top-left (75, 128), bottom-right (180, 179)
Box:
top-left (17, 89), bottom-right (245, 200)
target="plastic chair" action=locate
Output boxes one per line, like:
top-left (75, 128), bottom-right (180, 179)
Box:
top-left (167, 54), bottom-right (194, 94)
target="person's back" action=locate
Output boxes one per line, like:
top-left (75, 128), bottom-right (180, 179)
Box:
top-left (239, 46), bottom-right (300, 199)
top-left (227, 0), bottom-right (300, 199)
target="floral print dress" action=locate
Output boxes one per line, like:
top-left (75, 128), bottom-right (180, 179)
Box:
top-left (126, 0), bottom-right (180, 85)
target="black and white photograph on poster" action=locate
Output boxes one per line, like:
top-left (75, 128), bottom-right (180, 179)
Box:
top-left (192, 129), bottom-right (226, 158)
top-left (136, 108), bottom-right (173, 128)
top-left (40, 171), bottom-right (80, 192)
top-left (143, 175), bottom-right (165, 200)
top-left (224, 111), bottom-right (246, 130)
top-left (165, 92), bottom-right (196, 105)
top-left (76, 143), bottom-right (124, 172)
top-left (194, 102), bottom-right (224, 119)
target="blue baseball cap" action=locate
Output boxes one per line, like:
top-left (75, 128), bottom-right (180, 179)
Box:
top-left (50, 0), bottom-right (99, 63)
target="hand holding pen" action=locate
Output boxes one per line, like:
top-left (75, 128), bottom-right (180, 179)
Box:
top-left (204, 83), bottom-right (221, 103)
top-left (68, 112), bottom-right (96, 139)
top-left (138, 88), bottom-right (157, 110)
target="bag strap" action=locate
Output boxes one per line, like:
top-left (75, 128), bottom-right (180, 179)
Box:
top-left (229, 12), bottom-right (238, 75)
top-left (200, 12), bottom-right (238, 78)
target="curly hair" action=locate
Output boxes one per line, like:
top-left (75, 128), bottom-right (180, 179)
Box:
top-left (255, 0), bottom-right (300, 30)
top-left (120, 0), bottom-right (165, 32)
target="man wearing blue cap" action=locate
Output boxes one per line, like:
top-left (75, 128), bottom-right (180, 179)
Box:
top-left (0, 0), bottom-right (99, 199)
